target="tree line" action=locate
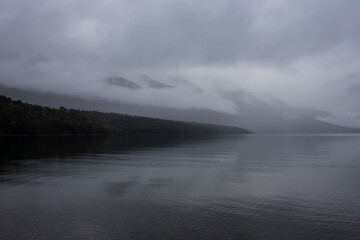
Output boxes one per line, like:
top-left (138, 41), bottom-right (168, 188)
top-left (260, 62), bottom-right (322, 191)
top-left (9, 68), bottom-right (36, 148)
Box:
top-left (0, 95), bottom-right (250, 135)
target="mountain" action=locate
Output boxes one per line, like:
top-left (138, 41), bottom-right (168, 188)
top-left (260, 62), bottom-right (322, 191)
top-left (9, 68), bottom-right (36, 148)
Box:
top-left (0, 95), bottom-right (250, 135)
top-left (103, 75), bottom-right (173, 90)
top-left (137, 75), bottom-right (173, 89)
top-left (219, 88), bottom-right (353, 133)
top-left (0, 83), bottom-right (358, 133)
top-left (104, 76), bottom-right (141, 90)
top-left (167, 76), bottom-right (203, 93)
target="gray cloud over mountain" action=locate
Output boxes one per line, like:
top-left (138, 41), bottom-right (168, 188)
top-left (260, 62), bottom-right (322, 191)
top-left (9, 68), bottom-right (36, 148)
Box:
top-left (0, 0), bottom-right (359, 127)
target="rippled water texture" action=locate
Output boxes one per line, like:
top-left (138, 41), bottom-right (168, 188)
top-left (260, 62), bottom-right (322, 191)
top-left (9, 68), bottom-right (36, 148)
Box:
top-left (1, 134), bottom-right (360, 240)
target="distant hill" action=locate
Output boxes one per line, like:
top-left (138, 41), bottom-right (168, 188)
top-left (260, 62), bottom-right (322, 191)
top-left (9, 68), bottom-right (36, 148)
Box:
top-left (0, 95), bottom-right (250, 135)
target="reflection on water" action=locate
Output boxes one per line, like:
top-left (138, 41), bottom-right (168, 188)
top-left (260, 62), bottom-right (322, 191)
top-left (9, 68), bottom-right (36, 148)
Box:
top-left (0, 134), bottom-right (360, 240)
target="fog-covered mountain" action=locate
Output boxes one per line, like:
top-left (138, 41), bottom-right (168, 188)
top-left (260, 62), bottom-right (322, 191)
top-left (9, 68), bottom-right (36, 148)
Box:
top-left (103, 75), bottom-right (198, 91)
top-left (219, 88), bottom-right (343, 132)
top-left (104, 77), bottom-right (141, 90)
top-left (136, 75), bottom-right (173, 89)
top-left (166, 77), bottom-right (203, 93)
top-left (0, 82), bottom-right (357, 133)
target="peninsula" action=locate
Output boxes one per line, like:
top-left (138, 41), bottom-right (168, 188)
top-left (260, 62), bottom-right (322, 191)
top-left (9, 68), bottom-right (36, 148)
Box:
top-left (0, 95), bottom-right (250, 135)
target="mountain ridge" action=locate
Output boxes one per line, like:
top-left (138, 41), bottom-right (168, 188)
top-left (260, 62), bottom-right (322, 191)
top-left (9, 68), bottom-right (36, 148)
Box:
top-left (0, 95), bottom-right (250, 135)
top-left (0, 83), bottom-right (358, 133)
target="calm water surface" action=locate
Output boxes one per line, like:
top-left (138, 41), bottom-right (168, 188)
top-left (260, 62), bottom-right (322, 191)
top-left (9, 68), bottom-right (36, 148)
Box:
top-left (0, 134), bottom-right (359, 240)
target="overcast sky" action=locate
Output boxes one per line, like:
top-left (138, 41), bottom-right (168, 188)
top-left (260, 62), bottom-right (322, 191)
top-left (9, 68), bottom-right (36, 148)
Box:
top-left (0, 0), bottom-right (359, 127)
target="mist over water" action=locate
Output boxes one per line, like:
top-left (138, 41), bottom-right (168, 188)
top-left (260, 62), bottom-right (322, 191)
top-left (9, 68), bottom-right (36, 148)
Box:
top-left (1, 134), bottom-right (359, 240)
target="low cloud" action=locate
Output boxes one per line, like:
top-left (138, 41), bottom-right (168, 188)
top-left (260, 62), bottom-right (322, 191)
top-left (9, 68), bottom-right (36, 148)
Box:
top-left (0, 0), bottom-right (359, 127)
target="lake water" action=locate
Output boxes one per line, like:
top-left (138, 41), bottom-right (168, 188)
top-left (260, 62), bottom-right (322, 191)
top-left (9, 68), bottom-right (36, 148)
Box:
top-left (0, 134), bottom-right (359, 240)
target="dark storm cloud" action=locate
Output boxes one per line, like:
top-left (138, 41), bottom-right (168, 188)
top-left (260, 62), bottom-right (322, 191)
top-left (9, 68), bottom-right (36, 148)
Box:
top-left (0, 0), bottom-right (359, 126)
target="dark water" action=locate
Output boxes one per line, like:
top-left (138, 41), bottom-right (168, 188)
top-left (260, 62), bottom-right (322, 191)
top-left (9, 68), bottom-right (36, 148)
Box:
top-left (0, 134), bottom-right (360, 240)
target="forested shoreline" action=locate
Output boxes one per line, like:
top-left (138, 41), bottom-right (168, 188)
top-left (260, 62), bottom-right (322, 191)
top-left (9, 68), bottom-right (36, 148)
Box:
top-left (0, 95), bottom-right (250, 135)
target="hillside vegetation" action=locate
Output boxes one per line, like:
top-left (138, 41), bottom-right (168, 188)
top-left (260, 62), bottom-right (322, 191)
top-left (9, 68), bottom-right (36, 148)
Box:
top-left (0, 96), bottom-right (250, 135)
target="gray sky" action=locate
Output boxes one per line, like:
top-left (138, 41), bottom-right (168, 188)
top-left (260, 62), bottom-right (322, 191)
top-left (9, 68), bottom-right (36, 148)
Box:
top-left (0, 0), bottom-right (359, 127)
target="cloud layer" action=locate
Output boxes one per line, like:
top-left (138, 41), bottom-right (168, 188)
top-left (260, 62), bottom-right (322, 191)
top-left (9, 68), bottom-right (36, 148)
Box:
top-left (0, 0), bottom-right (359, 126)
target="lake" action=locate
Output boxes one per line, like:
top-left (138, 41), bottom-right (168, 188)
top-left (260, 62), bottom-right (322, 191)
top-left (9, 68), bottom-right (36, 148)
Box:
top-left (0, 134), bottom-right (359, 240)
